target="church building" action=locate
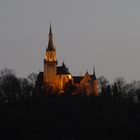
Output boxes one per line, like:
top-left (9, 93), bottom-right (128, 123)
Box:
top-left (36, 25), bottom-right (99, 96)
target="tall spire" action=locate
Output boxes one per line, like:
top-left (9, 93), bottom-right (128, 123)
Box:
top-left (47, 23), bottom-right (55, 51)
top-left (93, 66), bottom-right (97, 80)
top-left (49, 23), bottom-right (52, 36)
top-left (93, 66), bottom-right (95, 75)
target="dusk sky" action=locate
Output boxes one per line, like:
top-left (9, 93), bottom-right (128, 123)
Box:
top-left (0, 0), bottom-right (140, 83)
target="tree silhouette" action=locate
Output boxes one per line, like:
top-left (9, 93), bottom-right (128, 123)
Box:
top-left (98, 76), bottom-right (109, 89)
top-left (0, 68), bottom-right (20, 103)
top-left (112, 82), bottom-right (119, 98)
top-left (98, 76), bottom-right (109, 97)
top-left (28, 72), bottom-right (37, 86)
top-left (114, 77), bottom-right (126, 99)
top-left (18, 78), bottom-right (33, 100)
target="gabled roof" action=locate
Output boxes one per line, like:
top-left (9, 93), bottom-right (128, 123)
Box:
top-left (57, 62), bottom-right (71, 75)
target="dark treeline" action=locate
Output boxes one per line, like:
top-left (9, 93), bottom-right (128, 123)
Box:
top-left (0, 68), bottom-right (37, 104)
top-left (0, 68), bottom-right (140, 139)
top-left (0, 68), bottom-right (140, 104)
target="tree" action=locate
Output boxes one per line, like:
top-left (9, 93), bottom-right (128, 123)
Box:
top-left (113, 77), bottom-right (126, 99)
top-left (98, 76), bottom-right (109, 96)
top-left (28, 73), bottom-right (37, 86)
top-left (98, 76), bottom-right (109, 89)
top-left (18, 78), bottom-right (33, 100)
top-left (0, 68), bottom-right (20, 103)
top-left (0, 68), bottom-right (15, 77)
top-left (127, 81), bottom-right (140, 103)
top-left (106, 84), bottom-right (112, 96)
top-left (112, 82), bottom-right (119, 98)
top-left (114, 77), bottom-right (125, 92)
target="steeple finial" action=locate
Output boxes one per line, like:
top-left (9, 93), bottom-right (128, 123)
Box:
top-left (49, 23), bottom-right (52, 36)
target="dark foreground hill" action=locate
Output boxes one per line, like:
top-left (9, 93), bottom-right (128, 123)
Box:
top-left (0, 96), bottom-right (140, 140)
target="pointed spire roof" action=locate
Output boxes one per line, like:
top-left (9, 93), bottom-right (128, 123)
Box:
top-left (85, 70), bottom-right (89, 75)
top-left (93, 66), bottom-right (95, 75)
top-left (49, 23), bottom-right (52, 36)
top-left (57, 62), bottom-right (71, 75)
top-left (92, 66), bottom-right (97, 80)
top-left (62, 61), bottom-right (66, 67)
top-left (47, 23), bottom-right (55, 51)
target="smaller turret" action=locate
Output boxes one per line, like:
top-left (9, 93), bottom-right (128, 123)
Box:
top-left (93, 66), bottom-right (97, 80)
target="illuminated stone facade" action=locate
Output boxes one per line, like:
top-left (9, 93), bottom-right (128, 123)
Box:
top-left (36, 25), bottom-right (99, 96)
top-left (73, 69), bottom-right (99, 96)
top-left (43, 25), bottom-right (72, 94)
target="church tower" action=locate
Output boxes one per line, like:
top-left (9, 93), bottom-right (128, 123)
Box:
top-left (44, 24), bottom-right (57, 90)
